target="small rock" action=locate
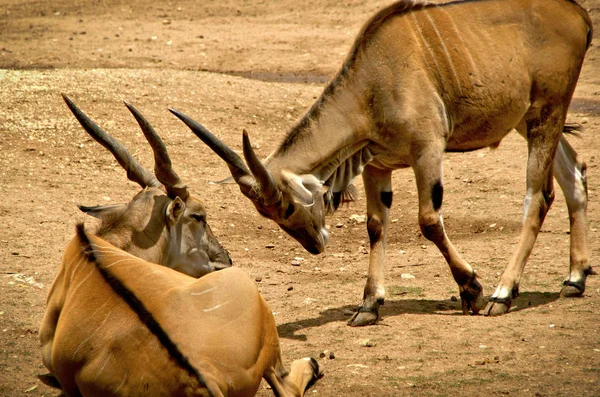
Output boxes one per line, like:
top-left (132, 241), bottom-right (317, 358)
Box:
top-left (291, 260), bottom-right (302, 266)
top-left (346, 364), bottom-right (368, 369)
top-left (400, 273), bottom-right (415, 279)
top-left (319, 350), bottom-right (329, 358)
top-left (450, 296), bottom-right (458, 302)
top-left (265, 244), bottom-right (275, 249)
top-left (287, 286), bottom-right (293, 291)
top-left (359, 339), bottom-right (376, 347)
top-left (329, 351), bottom-right (335, 359)
top-left (335, 223), bottom-right (344, 228)
top-left (255, 276), bottom-right (262, 282)
top-left (349, 214), bottom-right (366, 223)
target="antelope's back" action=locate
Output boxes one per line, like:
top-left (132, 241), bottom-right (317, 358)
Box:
top-left (46, 234), bottom-right (274, 396)
top-left (357, 0), bottom-right (592, 151)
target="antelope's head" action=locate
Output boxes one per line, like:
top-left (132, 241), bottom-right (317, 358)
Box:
top-left (170, 109), bottom-right (329, 255)
top-left (63, 95), bottom-right (232, 277)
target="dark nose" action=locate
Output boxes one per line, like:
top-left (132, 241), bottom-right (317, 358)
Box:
top-left (211, 248), bottom-right (232, 270)
top-left (305, 243), bottom-right (324, 255)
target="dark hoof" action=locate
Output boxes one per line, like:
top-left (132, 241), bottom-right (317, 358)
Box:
top-left (484, 300), bottom-right (511, 316)
top-left (309, 357), bottom-right (324, 381)
top-left (560, 268), bottom-right (595, 298)
top-left (459, 274), bottom-right (485, 315)
top-left (38, 373), bottom-right (61, 389)
top-left (560, 282), bottom-right (585, 298)
top-left (347, 304), bottom-right (380, 327)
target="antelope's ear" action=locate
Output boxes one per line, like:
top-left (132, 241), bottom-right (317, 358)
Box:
top-left (78, 204), bottom-right (126, 219)
top-left (300, 174), bottom-right (323, 193)
top-left (281, 171), bottom-right (322, 207)
top-left (167, 197), bottom-right (186, 226)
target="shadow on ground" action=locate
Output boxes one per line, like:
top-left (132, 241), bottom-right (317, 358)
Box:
top-left (278, 291), bottom-right (560, 340)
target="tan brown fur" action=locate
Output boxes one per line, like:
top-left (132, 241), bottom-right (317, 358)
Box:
top-left (179, 0), bottom-right (593, 324)
top-left (40, 227), bottom-right (319, 396)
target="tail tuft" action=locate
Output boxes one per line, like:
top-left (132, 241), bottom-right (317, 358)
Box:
top-left (563, 123), bottom-right (584, 137)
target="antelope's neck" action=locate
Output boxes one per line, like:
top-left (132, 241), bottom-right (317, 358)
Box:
top-left (269, 75), bottom-right (373, 187)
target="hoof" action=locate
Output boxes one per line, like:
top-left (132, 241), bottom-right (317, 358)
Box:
top-left (484, 300), bottom-right (511, 316)
top-left (560, 283), bottom-right (584, 298)
top-left (348, 304), bottom-right (380, 327)
top-left (308, 357), bottom-right (324, 381)
top-left (38, 373), bottom-right (61, 389)
top-left (459, 274), bottom-right (485, 315)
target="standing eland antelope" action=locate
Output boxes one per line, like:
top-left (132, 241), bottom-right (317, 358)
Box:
top-left (40, 97), bottom-right (321, 396)
top-left (171, 0), bottom-right (593, 326)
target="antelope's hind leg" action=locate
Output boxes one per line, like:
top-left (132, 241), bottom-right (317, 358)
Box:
top-left (553, 135), bottom-right (594, 297)
top-left (485, 108), bottom-right (563, 316)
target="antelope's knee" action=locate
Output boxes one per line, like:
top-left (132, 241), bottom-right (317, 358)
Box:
top-left (367, 216), bottom-right (384, 247)
top-left (419, 213), bottom-right (444, 242)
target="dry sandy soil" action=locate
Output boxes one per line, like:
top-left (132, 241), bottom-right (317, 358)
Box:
top-left (1, 0), bottom-right (600, 396)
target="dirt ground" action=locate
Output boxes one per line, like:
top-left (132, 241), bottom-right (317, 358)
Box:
top-left (1, 0), bottom-right (600, 396)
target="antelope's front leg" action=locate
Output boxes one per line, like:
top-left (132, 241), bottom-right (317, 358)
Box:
top-left (348, 165), bottom-right (391, 327)
top-left (412, 146), bottom-right (484, 315)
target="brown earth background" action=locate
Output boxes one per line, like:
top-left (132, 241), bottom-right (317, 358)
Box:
top-left (1, 0), bottom-right (600, 396)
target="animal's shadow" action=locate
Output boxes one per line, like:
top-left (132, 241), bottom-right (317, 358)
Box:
top-left (277, 291), bottom-right (560, 340)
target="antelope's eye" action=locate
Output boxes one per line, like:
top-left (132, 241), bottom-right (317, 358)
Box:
top-left (284, 202), bottom-right (295, 218)
top-left (190, 214), bottom-right (205, 223)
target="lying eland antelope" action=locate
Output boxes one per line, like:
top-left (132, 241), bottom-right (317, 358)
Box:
top-left (41, 225), bottom-right (320, 396)
top-left (40, 97), bottom-right (320, 396)
top-left (171, 0), bottom-right (593, 326)
top-left (61, 94), bottom-right (231, 278)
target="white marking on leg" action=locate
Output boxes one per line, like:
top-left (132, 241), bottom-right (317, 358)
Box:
top-left (553, 141), bottom-right (586, 206)
top-left (522, 187), bottom-right (533, 223)
top-left (491, 285), bottom-right (511, 300)
top-left (566, 273), bottom-right (583, 283)
top-left (375, 285), bottom-right (386, 301)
